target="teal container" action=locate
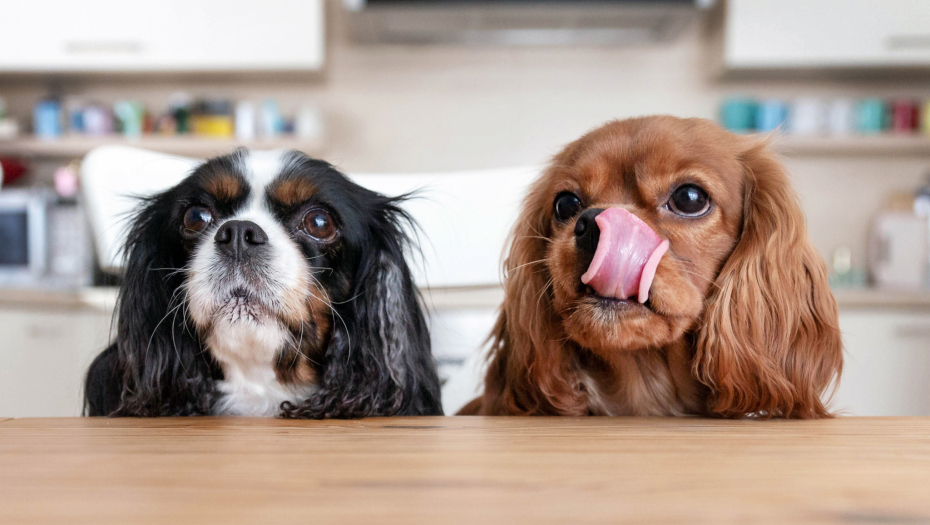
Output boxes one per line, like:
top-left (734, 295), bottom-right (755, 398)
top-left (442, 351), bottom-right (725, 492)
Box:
top-left (719, 98), bottom-right (757, 133)
top-left (856, 98), bottom-right (886, 134)
top-left (756, 99), bottom-right (789, 132)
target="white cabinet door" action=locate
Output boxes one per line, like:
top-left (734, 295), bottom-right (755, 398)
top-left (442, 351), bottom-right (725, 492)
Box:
top-left (0, 0), bottom-right (324, 72)
top-left (0, 306), bottom-right (112, 417)
top-left (428, 307), bottom-right (497, 415)
top-left (724, 0), bottom-right (930, 68)
top-left (833, 309), bottom-right (930, 416)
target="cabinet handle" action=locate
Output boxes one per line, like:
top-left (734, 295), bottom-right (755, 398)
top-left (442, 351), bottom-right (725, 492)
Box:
top-left (886, 35), bottom-right (930, 50)
top-left (894, 324), bottom-right (930, 339)
top-left (64, 41), bottom-right (144, 54)
top-left (27, 325), bottom-right (65, 339)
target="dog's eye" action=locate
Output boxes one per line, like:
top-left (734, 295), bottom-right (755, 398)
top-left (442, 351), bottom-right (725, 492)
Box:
top-left (303, 209), bottom-right (336, 240)
top-left (182, 206), bottom-right (214, 234)
top-left (553, 192), bottom-right (583, 222)
top-left (668, 185), bottom-right (710, 217)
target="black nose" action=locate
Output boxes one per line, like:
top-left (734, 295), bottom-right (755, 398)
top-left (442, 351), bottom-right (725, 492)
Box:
top-left (214, 220), bottom-right (269, 258)
top-left (574, 208), bottom-right (604, 264)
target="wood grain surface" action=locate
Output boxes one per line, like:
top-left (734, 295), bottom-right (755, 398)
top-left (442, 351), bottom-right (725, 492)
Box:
top-left (1, 416), bottom-right (929, 525)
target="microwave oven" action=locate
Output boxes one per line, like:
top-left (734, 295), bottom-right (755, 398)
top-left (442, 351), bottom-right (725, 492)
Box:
top-left (0, 188), bottom-right (93, 289)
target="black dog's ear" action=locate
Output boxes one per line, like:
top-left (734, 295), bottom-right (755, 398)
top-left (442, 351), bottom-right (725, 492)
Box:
top-left (83, 191), bottom-right (220, 416)
top-left (281, 197), bottom-right (443, 418)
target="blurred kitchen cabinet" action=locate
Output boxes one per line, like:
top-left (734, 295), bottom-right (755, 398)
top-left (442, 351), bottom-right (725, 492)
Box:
top-left (0, 306), bottom-right (112, 417)
top-left (717, 0), bottom-right (930, 70)
top-left (0, 0), bottom-right (324, 73)
top-left (832, 309), bottom-right (930, 416)
top-left (428, 306), bottom-right (498, 415)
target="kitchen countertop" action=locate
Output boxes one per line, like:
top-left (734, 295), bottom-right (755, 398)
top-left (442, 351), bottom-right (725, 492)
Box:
top-left (0, 286), bottom-right (118, 311)
top-left (1, 416), bottom-right (929, 524)
top-left (0, 285), bottom-right (508, 311)
top-left (830, 288), bottom-right (930, 309)
top-left (2, 285), bottom-right (930, 311)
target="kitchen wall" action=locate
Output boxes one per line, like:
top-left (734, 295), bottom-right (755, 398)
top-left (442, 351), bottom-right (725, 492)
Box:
top-left (2, 8), bottom-right (929, 267)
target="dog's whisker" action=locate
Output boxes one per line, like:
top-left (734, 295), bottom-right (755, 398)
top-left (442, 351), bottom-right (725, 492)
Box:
top-left (144, 298), bottom-right (186, 367)
top-left (331, 292), bottom-right (364, 305)
top-left (510, 258), bottom-right (549, 273)
top-left (536, 275), bottom-right (555, 311)
top-left (517, 235), bottom-right (553, 245)
top-left (674, 267), bottom-right (721, 289)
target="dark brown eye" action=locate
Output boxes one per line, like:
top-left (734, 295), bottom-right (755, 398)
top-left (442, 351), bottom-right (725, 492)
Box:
top-left (668, 185), bottom-right (710, 217)
top-left (303, 209), bottom-right (336, 240)
top-left (182, 206), bottom-right (213, 234)
top-left (553, 192), bottom-right (583, 222)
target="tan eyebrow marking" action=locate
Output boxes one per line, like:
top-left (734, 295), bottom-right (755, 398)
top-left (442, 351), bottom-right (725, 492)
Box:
top-left (203, 172), bottom-right (244, 201)
top-left (270, 178), bottom-right (317, 207)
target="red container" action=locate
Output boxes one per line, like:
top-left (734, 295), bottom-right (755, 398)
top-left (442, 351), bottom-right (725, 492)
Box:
top-left (891, 99), bottom-right (920, 133)
top-left (0, 157), bottom-right (28, 185)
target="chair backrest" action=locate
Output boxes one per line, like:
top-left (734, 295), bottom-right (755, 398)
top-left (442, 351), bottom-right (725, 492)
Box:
top-left (80, 145), bottom-right (538, 288)
top-left (81, 146), bottom-right (199, 273)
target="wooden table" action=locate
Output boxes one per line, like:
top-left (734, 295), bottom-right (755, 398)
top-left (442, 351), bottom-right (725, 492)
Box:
top-left (2, 417), bottom-right (929, 524)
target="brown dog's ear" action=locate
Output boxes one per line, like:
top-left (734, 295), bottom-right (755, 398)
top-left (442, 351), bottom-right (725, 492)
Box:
top-left (694, 140), bottom-right (843, 419)
top-left (472, 176), bottom-right (587, 416)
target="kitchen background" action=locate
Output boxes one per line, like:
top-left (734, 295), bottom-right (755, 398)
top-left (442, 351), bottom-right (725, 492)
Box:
top-left (1, 0), bottom-right (929, 417)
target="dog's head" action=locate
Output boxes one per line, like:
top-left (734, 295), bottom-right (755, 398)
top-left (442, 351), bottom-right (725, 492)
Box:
top-left (102, 150), bottom-right (441, 417)
top-left (480, 117), bottom-right (842, 418)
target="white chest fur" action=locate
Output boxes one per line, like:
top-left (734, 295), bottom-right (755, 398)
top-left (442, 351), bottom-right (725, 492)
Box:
top-left (215, 361), bottom-right (316, 417)
top-left (205, 319), bottom-right (316, 417)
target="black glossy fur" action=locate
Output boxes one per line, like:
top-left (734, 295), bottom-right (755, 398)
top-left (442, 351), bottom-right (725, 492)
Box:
top-left (84, 150), bottom-right (442, 418)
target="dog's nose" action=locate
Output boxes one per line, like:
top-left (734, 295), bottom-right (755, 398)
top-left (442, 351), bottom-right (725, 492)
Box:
top-left (574, 208), bottom-right (604, 259)
top-left (214, 220), bottom-right (268, 258)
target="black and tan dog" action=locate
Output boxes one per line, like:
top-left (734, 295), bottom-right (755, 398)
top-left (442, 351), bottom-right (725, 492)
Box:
top-left (85, 149), bottom-right (442, 418)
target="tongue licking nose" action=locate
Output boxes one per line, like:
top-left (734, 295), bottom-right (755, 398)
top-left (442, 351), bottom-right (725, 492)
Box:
top-left (580, 208), bottom-right (669, 304)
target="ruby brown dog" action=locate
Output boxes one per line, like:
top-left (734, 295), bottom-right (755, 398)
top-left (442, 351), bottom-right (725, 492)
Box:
top-left (461, 116), bottom-right (842, 418)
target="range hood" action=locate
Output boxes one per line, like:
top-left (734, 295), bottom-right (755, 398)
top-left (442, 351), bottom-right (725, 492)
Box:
top-left (343, 0), bottom-right (715, 45)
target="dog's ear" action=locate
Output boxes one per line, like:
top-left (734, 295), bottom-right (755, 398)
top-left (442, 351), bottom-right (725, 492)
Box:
top-left (282, 196), bottom-right (442, 418)
top-left (694, 140), bottom-right (843, 419)
top-left (473, 175), bottom-right (587, 416)
top-left (84, 191), bottom-right (219, 416)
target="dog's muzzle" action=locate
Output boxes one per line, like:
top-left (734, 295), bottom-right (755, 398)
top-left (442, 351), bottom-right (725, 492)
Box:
top-left (576, 207), bottom-right (668, 303)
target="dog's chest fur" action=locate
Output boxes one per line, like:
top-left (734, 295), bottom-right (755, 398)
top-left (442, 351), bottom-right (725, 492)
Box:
top-left (205, 323), bottom-right (316, 416)
top-left (579, 343), bottom-right (705, 417)
top-left (215, 360), bottom-right (316, 417)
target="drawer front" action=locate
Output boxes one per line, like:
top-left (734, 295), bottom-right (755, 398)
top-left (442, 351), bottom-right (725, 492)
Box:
top-left (833, 310), bottom-right (930, 416)
top-left (0, 308), bottom-right (112, 417)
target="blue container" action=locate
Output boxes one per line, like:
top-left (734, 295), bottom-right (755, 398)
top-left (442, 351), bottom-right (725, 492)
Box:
top-left (856, 98), bottom-right (886, 135)
top-left (33, 100), bottom-right (62, 139)
top-left (756, 99), bottom-right (789, 132)
top-left (719, 98), bottom-right (757, 133)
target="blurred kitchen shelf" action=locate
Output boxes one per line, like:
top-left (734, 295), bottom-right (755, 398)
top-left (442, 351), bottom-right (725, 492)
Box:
top-left (833, 288), bottom-right (930, 309)
top-left (0, 287), bottom-right (116, 311)
top-left (774, 135), bottom-right (930, 157)
top-left (0, 136), bottom-right (326, 159)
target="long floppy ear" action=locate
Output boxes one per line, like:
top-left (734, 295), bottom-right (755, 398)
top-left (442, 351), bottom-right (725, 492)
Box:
top-left (694, 141), bottom-right (843, 419)
top-left (281, 196), bottom-right (442, 418)
top-left (84, 191), bottom-right (220, 416)
top-left (474, 176), bottom-right (587, 416)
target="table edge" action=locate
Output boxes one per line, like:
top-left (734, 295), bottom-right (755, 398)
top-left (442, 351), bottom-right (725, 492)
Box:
top-left (2, 415), bottom-right (930, 427)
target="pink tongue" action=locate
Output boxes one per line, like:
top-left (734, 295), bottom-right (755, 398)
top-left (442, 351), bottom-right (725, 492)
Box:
top-left (580, 208), bottom-right (668, 303)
